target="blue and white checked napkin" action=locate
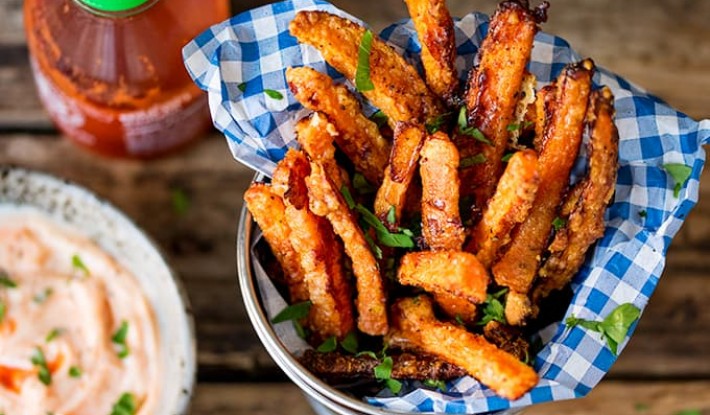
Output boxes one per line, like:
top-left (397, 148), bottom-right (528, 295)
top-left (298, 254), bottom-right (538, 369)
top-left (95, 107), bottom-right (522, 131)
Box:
top-left (183, 1), bottom-right (710, 413)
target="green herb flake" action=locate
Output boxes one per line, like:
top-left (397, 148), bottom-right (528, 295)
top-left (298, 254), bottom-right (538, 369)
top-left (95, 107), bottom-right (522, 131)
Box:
top-left (31, 347), bottom-right (52, 386)
top-left (506, 123), bottom-right (521, 132)
top-left (264, 89), bottom-right (284, 100)
top-left (271, 300), bottom-right (313, 324)
top-left (454, 314), bottom-right (465, 326)
top-left (457, 107), bottom-right (492, 145)
top-left (638, 210), bottom-right (647, 218)
top-left (33, 287), bottom-right (54, 304)
top-left (459, 154), bottom-right (487, 168)
top-left (355, 30), bottom-right (375, 92)
top-left (662, 163), bottom-right (692, 198)
top-left (352, 173), bottom-right (376, 195)
top-left (674, 410), bottom-right (702, 415)
top-left (340, 332), bottom-right (359, 354)
top-left (385, 378), bottom-right (403, 394)
top-left (317, 336), bottom-right (338, 353)
top-left (354, 204), bottom-right (414, 248)
top-left (565, 303), bottom-right (641, 355)
top-left (478, 288), bottom-right (508, 326)
top-left (356, 350), bottom-right (378, 360)
top-left (0, 301), bottom-right (6, 324)
top-left (71, 254), bottom-right (90, 276)
top-left (374, 356), bottom-right (393, 380)
top-left (423, 379), bottom-right (447, 392)
top-left (238, 82), bottom-right (247, 92)
top-left (69, 365), bottom-right (82, 378)
top-left (501, 152), bottom-right (515, 162)
top-left (293, 320), bottom-right (308, 340)
top-left (46, 328), bottom-right (62, 343)
top-left (552, 216), bottom-right (567, 231)
top-left (369, 110), bottom-right (388, 129)
top-left (386, 206), bottom-right (396, 225)
top-left (340, 186), bottom-right (356, 209)
top-left (425, 112), bottom-right (451, 134)
top-left (363, 231), bottom-right (383, 260)
top-left (0, 271), bottom-right (17, 288)
top-left (110, 392), bottom-right (137, 415)
top-left (112, 320), bottom-right (130, 359)
top-left (171, 188), bottom-right (190, 216)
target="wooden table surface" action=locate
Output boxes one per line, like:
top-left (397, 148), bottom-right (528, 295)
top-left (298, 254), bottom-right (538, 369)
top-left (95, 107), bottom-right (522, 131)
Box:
top-left (2, 0), bottom-right (709, 413)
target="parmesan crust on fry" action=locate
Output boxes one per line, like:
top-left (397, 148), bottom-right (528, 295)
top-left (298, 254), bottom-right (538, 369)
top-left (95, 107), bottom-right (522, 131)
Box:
top-left (289, 11), bottom-right (444, 125)
top-left (534, 86), bottom-right (619, 302)
top-left (295, 112), bottom-right (349, 192)
top-left (388, 296), bottom-right (539, 400)
top-left (420, 132), bottom-right (466, 251)
top-left (492, 59), bottom-right (594, 294)
top-left (272, 150), bottom-right (355, 339)
top-left (374, 123), bottom-right (426, 230)
top-left (306, 161), bottom-right (389, 336)
top-left (244, 183), bottom-right (309, 303)
top-left (398, 251), bottom-right (489, 305)
top-left (403, 0), bottom-right (458, 102)
top-left (287, 67), bottom-right (390, 184)
top-left (468, 149), bottom-right (539, 269)
top-left (456, 1), bottom-right (540, 210)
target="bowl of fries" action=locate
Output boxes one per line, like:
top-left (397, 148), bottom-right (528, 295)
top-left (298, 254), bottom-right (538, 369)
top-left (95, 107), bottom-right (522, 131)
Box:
top-left (187, 0), bottom-right (709, 413)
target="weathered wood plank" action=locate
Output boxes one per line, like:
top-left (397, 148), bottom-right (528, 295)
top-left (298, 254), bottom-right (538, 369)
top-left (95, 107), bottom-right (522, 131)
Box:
top-left (191, 381), bottom-right (710, 415)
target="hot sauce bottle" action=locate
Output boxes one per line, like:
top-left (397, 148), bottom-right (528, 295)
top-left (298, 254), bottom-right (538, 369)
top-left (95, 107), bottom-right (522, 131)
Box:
top-left (24, 0), bottom-right (230, 158)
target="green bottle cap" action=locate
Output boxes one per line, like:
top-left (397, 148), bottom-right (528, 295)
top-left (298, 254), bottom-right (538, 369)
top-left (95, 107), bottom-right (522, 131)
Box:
top-left (78, 0), bottom-right (151, 12)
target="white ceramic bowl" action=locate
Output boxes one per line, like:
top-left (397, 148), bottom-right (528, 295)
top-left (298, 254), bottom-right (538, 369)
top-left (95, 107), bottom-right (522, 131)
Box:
top-left (0, 166), bottom-right (196, 415)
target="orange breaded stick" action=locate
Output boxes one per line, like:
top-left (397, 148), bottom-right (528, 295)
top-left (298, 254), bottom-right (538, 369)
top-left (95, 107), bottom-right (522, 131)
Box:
top-left (420, 132), bottom-right (466, 251)
top-left (374, 123), bottom-right (426, 231)
top-left (306, 161), bottom-right (389, 336)
top-left (398, 251), bottom-right (489, 305)
top-left (287, 67), bottom-right (390, 184)
top-left (290, 11), bottom-right (444, 125)
top-left (456, 1), bottom-right (541, 210)
top-left (468, 149), bottom-right (539, 269)
top-left (492, 59), bottom-right (594, 294)
top-left (433, 292), bottom-right (478, 324)
top-left (244, 183), bottom-right (309, 303)
top-left (403, 0), bottom-right (458, 102)
top-left (272, 150), bottom-right (355, 339)
top-left (534, 86), bottom-right (619, 302)
top-left (295, 112), bottom-right (349, 192)
top-left (388, 296), bottom-right (539, 400)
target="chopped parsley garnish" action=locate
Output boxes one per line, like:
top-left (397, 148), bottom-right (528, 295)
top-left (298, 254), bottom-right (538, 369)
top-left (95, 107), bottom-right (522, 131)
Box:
top-left (0, 301), bottom-right (6, 324)
top-left (425, 112), bottom-right (451, 134)
top-left (638, 210), bottom-right (647, 218)
top-left (340, 332), bottom-right (359, 354)
top-left (110, 392), bottom-right (137, 415)
top-left (264, 89), bottom-right (284, 100)
top-left (501, 152), bottom-right (515, 162)
top-left (355, 30), bottom-right (375, 92)
top-left (69, 366), bottom-right (82, 378)
top-left (71, 254), bottom-right (90, 276)
top-left (31, 347), bottom-right (52, 386)
top-left (369, 110), bottom-right (388, 129)
top-left (238, 82), bottom-right (247, 92)
top-left (457, 107), bottom-right (491, 145)
top-left (506, 121), bottom-right (534, 132)
top-left (46, 328), bottom-right (62, 343)
top-left (171, 187), bottom-right (190, 216)
top-left (386, 206), bottom-right (396, 225)
top-left (662, 163), bottom-right (692, 198)
top-left (317, 336), bottom-right (338, 353)
top-left (112, 321), bottom-right (130, 359)
top-left (293, 320), bottom-right (308, 339)
top-left (423, 379), bottom-right (447, 392)
top-left (478, 288), bottom-right (508, 326)
top-left (0, 270), bottom-right (17, 288)
top-left (271, 300), bottom-right (312, 324)
top-left (353, 173), bottom-right (376, 194)
top-left (340, 185), bottom-right (356, 209)
top-left (363, 231), bottom-right (383, 259)
top-left (459, 154), bottom-right (487, 168)
top-left (374, 356), bottom-right (402, 393)
top-left (552, 216), bottom-right (567, 231)
top-left (566, 303), bottom-right (641, 355)
top-left (33, 287), bottom-right (54, 304)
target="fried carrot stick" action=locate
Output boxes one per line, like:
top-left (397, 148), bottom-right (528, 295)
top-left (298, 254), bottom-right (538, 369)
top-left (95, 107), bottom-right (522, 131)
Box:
top-left (468, 149), bottom-right (539, 269)
top-left (420, 132), bottom-right (466, 251)
top-left (294, 112), bottom-right (349, 192)
top-left (403, 0), bottom-right (458, 102)
top-left (456, 1), bottom-right (542, 210)
top-left (387, 296), bottom-right (539, 400)
top-left (306, 161), bottom-right (389, 336)
top-left (492, 59), bottom-right (594, 294)
top-left (287, 67), bottom-right (389, 184)
top-left (244, 183), bottom-right (309, 303)
top-left (290, 11), bottom-right (444, 125)
top-left (272, 150), bottom-right (355, 339)
top-left (534, 86), bottom-right (618, 302)
top-left (374, 123), bottom-right (426, 230)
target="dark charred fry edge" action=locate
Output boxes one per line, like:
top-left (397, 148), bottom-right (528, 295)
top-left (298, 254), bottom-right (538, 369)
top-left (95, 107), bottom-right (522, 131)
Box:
top-left (482, 320), bottom-right (531, 362)
top-left (299, 349), bottom-right (466, 382)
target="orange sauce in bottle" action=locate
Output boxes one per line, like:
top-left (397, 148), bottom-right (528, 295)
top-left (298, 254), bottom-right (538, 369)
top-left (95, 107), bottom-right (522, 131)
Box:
top-left (24, 0), bottom-right (230, 158)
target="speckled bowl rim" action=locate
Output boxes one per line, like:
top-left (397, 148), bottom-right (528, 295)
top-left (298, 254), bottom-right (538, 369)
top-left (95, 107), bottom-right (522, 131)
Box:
top-left (0, 165), bottom-right (196, 415)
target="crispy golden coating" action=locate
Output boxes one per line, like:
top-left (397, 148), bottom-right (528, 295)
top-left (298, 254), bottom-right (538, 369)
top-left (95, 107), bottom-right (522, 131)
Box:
top-left (398, 251), bottom-right (489, 304)
top-left (287, 67), bottom-right (389, 184)
top-left (504, 290), bottom-right (532, 327)
top-left (388, 296), bottom-right (539, 400)
top-left (456, 1), bottom-right (539, 210)
top-left (306, 161), bottom-right (389, 336)
top-left (492, 60), bottom-right (594, 294)
top-left (403, 0), bottom-right (458, 102)
top-left (468, 149), bottom-right (539, 269)
top-left (532, 84), bottom-right (556, 152)
top-left (244, 183), bottom-right (309, 303)
top-left (420, 132), bottom-right (466, 251)
top-left (295, 112), bottom-right (349, 191)
top-left (289, 11), bottom-right (444, 125)
top-left (272, 150), bottom-right (355, 339)
top-left (534, 86), bottom-right (618, 302)
top-left (433, 292), bottom-right (478, 324)
top-left (508, 72), bottom-right (537, 149)
top-left (374, 123), bottom-right (426, 230)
